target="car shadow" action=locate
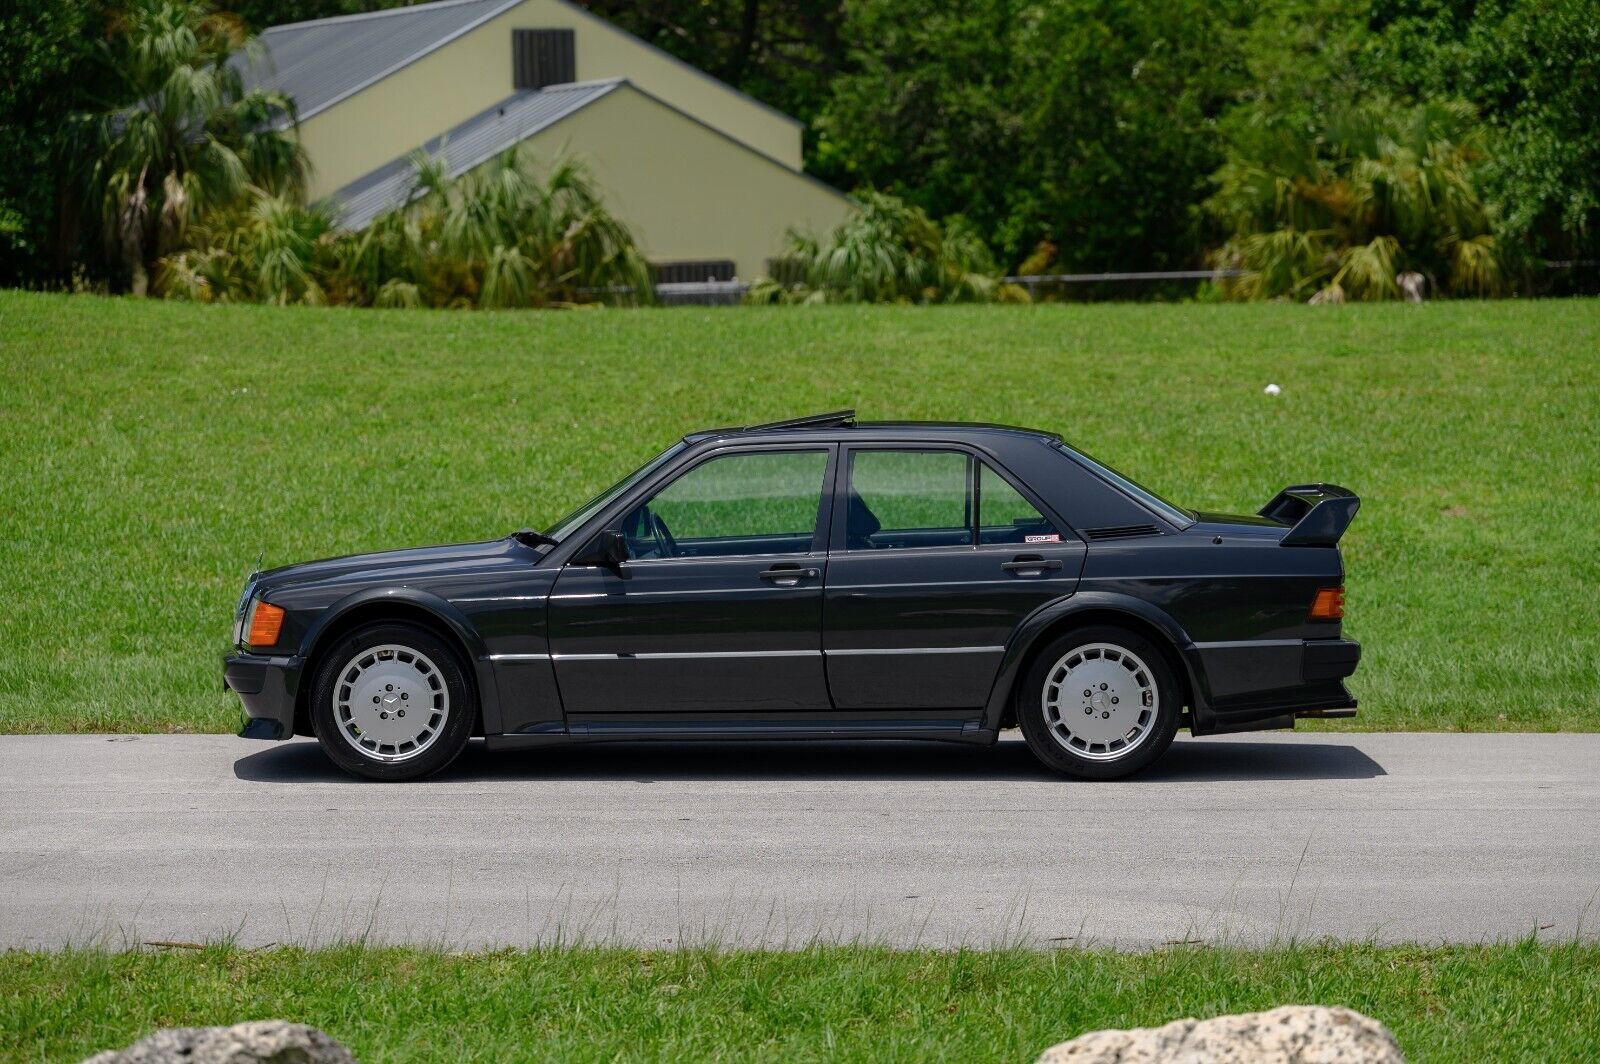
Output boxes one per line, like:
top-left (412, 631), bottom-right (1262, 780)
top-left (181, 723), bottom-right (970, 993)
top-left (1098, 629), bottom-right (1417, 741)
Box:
top-left (233, 735), bottom-right (1385, 784)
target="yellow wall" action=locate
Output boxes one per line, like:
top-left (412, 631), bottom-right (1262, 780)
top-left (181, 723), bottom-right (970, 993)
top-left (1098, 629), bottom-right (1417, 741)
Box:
top-left (519, 84), bottom-right (853, 280)
top-left (297, 0), bottom-right (801, 200)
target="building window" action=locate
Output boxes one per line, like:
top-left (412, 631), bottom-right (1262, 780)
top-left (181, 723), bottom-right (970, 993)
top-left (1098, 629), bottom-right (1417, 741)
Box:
top-left (512, 29), bottom-right (575, 90)
top-left (652, 260), bottom-right (737, 284)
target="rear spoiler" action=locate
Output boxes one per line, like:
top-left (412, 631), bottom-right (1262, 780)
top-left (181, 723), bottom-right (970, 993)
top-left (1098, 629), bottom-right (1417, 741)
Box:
top-left (1258, 483), bottom-right (1360, 547)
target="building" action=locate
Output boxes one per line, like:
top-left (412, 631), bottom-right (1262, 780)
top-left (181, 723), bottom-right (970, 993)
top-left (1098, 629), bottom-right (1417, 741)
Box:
top-left (240, 0), bottom-right (854, 281)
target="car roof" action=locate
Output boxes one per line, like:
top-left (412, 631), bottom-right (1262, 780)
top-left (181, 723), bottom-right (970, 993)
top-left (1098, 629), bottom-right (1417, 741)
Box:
top-left (683, 410), bottom-right (1061, 446)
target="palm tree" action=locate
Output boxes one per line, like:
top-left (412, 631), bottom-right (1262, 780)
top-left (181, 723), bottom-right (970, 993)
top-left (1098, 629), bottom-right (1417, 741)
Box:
top-left (160, 148), bottom-right (653, 308)
top-left (329, 149), bottom-right (653, 308)
top-left (76, 0), bottom-right (306, 294)
top-left (750, 191), bottom-right (1010, 304)
top-left (1208, 100), bottom-right (1513, 301)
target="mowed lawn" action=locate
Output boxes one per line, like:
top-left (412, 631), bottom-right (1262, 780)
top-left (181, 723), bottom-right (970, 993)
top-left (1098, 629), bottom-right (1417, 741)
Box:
top-left (4, 941), bottom-right (1599, 1062)
top-left (0, 291), bottom-right (1596, 734)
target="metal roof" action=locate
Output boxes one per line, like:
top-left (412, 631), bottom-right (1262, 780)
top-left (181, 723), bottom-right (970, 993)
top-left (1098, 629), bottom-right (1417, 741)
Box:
top-left (238, 0), bottom-right (523, 121)
top-left (326, 79), bottom-right (623, 230)
top-left (236, 0), bottom-right (802, 131)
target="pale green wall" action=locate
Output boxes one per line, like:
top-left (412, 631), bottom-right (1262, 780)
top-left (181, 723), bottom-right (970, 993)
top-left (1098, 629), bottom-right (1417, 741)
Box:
top-left (522, 84), bottom-right (852, 280)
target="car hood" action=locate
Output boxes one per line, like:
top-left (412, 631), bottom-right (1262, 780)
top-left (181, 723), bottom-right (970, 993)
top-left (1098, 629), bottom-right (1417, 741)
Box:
top-left (254, 537), bottom-right (522, 595)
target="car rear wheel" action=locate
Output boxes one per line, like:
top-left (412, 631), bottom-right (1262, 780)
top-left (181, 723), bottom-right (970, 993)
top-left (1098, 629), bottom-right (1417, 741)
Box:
top-left (309, 622), bottom-right (475, 781)
top-left (1017, 625), bottom-right (1180, 780)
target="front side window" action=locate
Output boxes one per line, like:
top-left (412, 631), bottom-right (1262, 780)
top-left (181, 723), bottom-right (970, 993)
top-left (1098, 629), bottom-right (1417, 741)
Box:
top-left (620, 449), bottom-right (828, 560)
top-left (846, 450), bottom-right (973, 550)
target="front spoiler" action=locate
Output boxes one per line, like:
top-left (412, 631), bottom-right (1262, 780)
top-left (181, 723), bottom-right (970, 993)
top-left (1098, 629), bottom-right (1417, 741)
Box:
top-left (224, 652), bottom-right (302, 740)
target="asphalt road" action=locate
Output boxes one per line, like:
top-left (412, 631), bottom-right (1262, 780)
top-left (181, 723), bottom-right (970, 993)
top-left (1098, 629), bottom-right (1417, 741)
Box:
top-left (2, 732), bottom-right (1598, 950)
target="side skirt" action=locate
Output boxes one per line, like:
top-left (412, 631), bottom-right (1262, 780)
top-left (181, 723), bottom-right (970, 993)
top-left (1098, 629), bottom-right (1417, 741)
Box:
top-left (483, 716), bottom-right (995, 751)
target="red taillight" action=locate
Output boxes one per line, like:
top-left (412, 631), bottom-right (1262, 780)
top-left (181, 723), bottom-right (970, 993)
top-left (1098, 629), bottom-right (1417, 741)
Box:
top-left (247, 602), bottom-right (285, 648)
top-left (1309, 587), bottom-right (1345, 622)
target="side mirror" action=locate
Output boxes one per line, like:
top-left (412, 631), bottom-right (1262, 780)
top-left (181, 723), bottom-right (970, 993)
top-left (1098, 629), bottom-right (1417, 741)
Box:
top-left (576, 529), bottom-right (629, 569)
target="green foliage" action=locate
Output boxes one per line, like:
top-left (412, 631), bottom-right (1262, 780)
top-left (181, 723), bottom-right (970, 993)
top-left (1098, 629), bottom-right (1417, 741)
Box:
top-left (816, 0), bottom-right (1248, 272)
top-left (1209, 100), bottom-right (1512, 301)
top-left (749, 191), bottom-right (1007, 304)
top-left (1367, 0), bottom-right (1600, 263)
top-left (74, 0), bottom-right (308, 294)
top-left (157, 149), bottom-right (653, 307)
top-left (0, 0), bottom-right (115, 285)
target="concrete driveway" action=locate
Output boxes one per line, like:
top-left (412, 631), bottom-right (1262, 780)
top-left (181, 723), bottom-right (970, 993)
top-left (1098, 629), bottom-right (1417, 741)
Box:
top-left (2, 731), bottom-right (1597, 949)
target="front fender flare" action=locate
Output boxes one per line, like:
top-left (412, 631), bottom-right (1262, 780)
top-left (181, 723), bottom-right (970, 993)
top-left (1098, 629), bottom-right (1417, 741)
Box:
top-left (980, 591), bottom-right (1210, 732)
top-left (297, 587), bottom-right (503, 735)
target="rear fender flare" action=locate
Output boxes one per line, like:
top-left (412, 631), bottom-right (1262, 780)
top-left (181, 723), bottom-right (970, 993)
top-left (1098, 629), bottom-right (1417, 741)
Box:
top-left (981, 591), bottom-right (1211, 732)
top-left (298, 588), bottom-right (503, 736)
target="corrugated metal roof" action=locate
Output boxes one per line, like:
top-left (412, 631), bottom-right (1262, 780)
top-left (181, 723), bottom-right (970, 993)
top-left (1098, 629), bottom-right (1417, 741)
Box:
top-left (238, 0), bottom-right (523, 120)
top-left (327, 79), bottom-right (623, 230)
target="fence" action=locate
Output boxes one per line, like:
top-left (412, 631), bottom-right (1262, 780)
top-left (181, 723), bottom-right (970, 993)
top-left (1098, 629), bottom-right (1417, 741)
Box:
top-left (626, 261), bottom-right (1600, 306)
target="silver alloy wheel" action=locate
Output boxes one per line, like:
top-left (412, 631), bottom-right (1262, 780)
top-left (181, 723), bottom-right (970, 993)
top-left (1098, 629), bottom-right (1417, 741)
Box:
top-left (332, 643), bottom-right (450, 763)
top-left (1041, 642), bottom-right (1158, 762)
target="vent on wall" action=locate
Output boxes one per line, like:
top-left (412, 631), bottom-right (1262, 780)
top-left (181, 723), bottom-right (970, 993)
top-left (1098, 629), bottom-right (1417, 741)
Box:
top-left (513, 29), bottom-right (576, 90)
top-left (1083, 523), bottom-right (1162, 541)
top-left (653, 260), bottom-right (737, 284)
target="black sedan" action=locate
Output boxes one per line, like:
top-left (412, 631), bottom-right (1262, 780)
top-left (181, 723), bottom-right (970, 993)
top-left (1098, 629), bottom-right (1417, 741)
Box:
top-left (225, 411), bottom-right (1361, 781)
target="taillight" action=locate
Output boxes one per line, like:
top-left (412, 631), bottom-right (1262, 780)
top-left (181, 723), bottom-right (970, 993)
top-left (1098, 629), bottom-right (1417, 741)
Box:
top-left (1309, 587), bottom-right (1345, 622)
top-left (247, 602), bottom-right (286, 648)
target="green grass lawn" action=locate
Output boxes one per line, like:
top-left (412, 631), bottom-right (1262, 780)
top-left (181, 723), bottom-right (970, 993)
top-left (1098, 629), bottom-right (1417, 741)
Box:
top-left (1, 291), bottom-right (1596, 733)
top-left (3, 941), bottom-right (1597, 1062)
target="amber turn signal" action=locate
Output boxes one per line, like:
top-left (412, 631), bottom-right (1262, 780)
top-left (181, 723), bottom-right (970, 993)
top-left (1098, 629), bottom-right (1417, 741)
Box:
top-left (247, 602), bottom-right (286, 648)
top-left (1308, 587), bottom-right (1345, 621)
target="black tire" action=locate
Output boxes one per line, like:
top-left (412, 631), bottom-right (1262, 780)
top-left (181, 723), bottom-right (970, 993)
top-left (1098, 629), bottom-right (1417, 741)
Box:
top-left (309, 621), bottom-right (476, 781)
top-left (1017, 625), bottom-right (1181, 780)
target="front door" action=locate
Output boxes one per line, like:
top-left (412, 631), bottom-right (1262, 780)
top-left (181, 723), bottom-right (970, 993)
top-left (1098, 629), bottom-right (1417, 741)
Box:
top-left (823, 446), bottom-right (1084, 710)
top-left (548, 445), bottom-right (836, 721)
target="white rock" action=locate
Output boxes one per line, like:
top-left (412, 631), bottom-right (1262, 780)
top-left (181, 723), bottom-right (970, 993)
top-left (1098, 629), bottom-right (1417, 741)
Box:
top-left (1264, 383), bottom-right (1282, 396)
top-left (80, 1020), bottom-right (355, 1064)
top-left (1036, 1004), bottom-right (1405, 1063)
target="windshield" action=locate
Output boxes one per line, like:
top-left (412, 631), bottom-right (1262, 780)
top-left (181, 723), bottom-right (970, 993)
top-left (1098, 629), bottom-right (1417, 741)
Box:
top-left (1058, 443), bottom-right (1196, 529)
top-left (543, 441), bottom-right (688, 541)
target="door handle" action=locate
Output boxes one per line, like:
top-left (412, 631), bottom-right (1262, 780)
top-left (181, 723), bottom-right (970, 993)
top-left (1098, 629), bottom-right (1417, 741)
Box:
top-left (759, 566), bottom-right (819, 582)
top-left (1002, 555), bottom-right (1063, 573)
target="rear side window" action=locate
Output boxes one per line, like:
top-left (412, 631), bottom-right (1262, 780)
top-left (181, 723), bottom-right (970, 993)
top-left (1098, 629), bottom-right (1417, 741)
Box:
top-left (979, 462), bottom-right (1059, 544)
top-left (846, 450), bottom-right (972, 550)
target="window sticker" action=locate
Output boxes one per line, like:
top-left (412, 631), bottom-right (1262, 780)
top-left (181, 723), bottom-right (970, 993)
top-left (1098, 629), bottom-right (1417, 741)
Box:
top-left (1025, 533), bottom-right (1061, 543)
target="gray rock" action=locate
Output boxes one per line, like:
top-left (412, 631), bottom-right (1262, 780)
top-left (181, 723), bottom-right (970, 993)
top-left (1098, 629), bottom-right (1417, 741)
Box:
top-left (81, 1020), bottom-right (355, 1064)
top-left (1037, 1004), bottom-right (1404, 1063)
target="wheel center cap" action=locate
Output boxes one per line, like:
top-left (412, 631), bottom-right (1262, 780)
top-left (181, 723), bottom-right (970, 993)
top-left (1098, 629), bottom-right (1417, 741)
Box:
top-left (1091, 689), bottom-right (1112, 712)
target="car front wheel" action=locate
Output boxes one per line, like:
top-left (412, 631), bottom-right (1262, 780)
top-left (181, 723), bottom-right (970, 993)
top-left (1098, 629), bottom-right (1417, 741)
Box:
top-left (1017, 625), bottom-right (1180, 780)
top-left (309, 622), bottom-right (476, 781)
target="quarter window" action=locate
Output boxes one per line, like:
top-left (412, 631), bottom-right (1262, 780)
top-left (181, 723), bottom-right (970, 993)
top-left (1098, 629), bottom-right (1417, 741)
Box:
top-left (979, 462), bottom-right (1059, 544)
top-left (846, 450), bottom-right (973, 550)
top-left (621, 450), bottom-right (827, 560)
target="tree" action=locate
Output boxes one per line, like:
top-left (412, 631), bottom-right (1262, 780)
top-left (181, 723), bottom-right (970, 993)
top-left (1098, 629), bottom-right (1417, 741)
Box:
top-left (1208, 100), bottom-right (1511, 300)
top-left (75, 0), bottom-right (307, 294)
top-left (818, 0), bottom-right (1249, 271)
top-left (0, 0), bottom-right (116, 285)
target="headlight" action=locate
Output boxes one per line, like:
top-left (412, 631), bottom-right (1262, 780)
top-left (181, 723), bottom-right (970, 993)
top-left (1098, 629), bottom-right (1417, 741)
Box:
top-left (232, 580), bottom-right (257, 646)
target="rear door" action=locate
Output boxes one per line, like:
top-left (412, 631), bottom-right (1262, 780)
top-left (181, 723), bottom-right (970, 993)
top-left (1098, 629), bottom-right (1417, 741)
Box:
top-left (823, 446), bottom-right (1084, 710)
